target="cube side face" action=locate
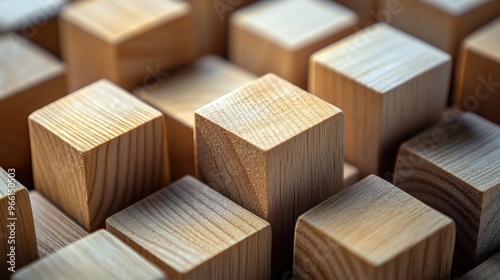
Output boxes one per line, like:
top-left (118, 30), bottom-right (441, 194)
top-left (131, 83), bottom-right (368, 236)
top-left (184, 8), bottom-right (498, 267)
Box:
top-left (164, 115), bottom-right (195, 180)
top-left (477, 185), bottom-right (500, 264)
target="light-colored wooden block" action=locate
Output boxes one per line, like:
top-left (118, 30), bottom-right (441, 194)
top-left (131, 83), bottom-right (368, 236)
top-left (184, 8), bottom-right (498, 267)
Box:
top-left (455, 18), bottom-right (500, 125)
top-left (294, 175), bottom-right (455, 280)
top-left (195, 73), bottom-right (344, 274)
top-left (29, 79), bottom-right (169, 232)
top-left (343, 161), bottom-right (360, 188)
top-left (310, 23), bottom-right (451, 177)
top-left (60, 0), bottom-right (196, 91)
top-left (29, 191), bottom-right (88, 258)
top-left (12, 230), bottom-right (166, 280)
top-left (107, 176), bottom-right (271, 280)
top-left (334, 0), bottom-right (376, 25)
top-left (460, 251), bottom-right (500, 280)
top-left (229, 0), bottom-right (358, 88)
top-left (394, 111), bottom-right (500, 275)
top-left (136, 55), bottom-right (257, 180)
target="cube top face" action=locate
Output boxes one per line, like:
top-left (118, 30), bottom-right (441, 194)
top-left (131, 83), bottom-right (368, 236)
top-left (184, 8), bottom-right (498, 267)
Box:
top-left (465, 18), bottom-right (500, 63)
top-left (231, 0), bottom-right (357, 50)
top-left (29, 79), bottom-right (162, 152)
top-left (196, 73), bottom-right (342, 151)
top-left (62, 0), bottom-right (190, 44)
top-left (0, 0), bottom-right (67, 31)
top-left (420, 0), bottom-right (494, 15)
top-left (312, 23), bottom-right (451, 94)
top-left (0, 167), bottom-right (24, 197)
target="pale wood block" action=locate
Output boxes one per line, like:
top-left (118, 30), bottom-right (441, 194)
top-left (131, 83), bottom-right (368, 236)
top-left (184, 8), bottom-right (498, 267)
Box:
top-left (460, 251), bottom-right (500, 280)
top-left (0, 168), bottom-right (38, 279)
top-left (394, 111), bottom-right (500, 275)
top-left (135, 55), bottom-right (257, 180)
top-left (455, 18), bottom-right (500, 125)
top-left (229, 0), bottom-right (358, 88)
top-left (29, 79), bottom-right (169, 232)
top-left (343, 161), bottom-right (360, 188)
top-left (310, 23), bottom-right (451, 177)
top-left (294, 175), bottom-right (455, 280)
top-left (12, 230), bottom-right (166, 280)
top-left (0, 33), bottom-right (66, 188)
top-left (61, 0), bottom-right (196, 91)
top-left (107, 176), bottom-right (271, 280)
top-left (334, 0), bottom-right (376, 25)
top-left (195, 73), bottom-right (344, 274)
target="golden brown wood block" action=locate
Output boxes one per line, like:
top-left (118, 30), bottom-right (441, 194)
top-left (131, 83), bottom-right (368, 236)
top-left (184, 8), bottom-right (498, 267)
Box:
top-left (343, 161), bottom-right (360, 188)
top-left (460, 251), bottom-right (500, 280)
top-left (334, 0), bottom-right (377, 25)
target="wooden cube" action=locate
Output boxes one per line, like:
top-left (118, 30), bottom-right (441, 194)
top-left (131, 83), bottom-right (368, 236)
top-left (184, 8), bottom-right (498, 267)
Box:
top-left (310, 23), bottom-right (451, 177)
top-left (394, 111), bottom-right (500, 275)
top-left (460, 251), bottom-right (500, 280)
top-left (107, 176), bottom-right (271, 280)
top-left (29, 79), bottom-right (169, 231)
top-left (229, 0), bottom-right (358, 88)
top-left (294, 175), bottom-right (455, 280)
top-left (60, 0), bottom-right (196, 91)
top-left (12, 230), bottom-right (166, 280)
top-left (343, 161), bottom-right (360, 188)
top-left (455, 18), bottom-right (500, 125)
top-left (334, 0), bottom-right (376, 25)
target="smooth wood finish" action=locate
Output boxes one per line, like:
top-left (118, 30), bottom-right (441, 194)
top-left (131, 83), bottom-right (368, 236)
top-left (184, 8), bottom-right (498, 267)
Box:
top-left (334, 0), bottom-right (376, 25)
top-left (229, 0), bottom-right (358, 88)
top-left (460, 251), bottom-right (500, 280)
top-left (12, 230), bottom-right (166, 280)
top-left (29, 79), bottom-right (169, 231)
top-left (343, 161), bottom-right (360, 188)
top-left (195, 73), bottom-right (344, 275)
top-left (394, 111), bottom-right (500, 275)
top-left (294, 175), bottom-right (455, 280)
top-left (61, 0), bottom-right (196, 91)
top-left (107, 176), bottom-right (271, 280)
top-left (310, 23), bottom-right (451, 177)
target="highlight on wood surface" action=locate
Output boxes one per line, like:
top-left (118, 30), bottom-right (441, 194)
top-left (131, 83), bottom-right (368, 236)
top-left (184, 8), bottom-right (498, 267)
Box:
top-left (343, 161), bottom-right (360, 188)
top-left (107, 176), bottom-right (271, 280)
top-left (460, 251), bottom-right (500, 280)
top-left (294, 175), bottom-right (455, 280)
top-left (29, 79), bottom-right (169, 232)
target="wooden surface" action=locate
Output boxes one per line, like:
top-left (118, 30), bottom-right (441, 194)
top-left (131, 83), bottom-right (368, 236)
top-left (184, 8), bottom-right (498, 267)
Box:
top-left (12, 230), bottom-right (166, 280)
top-left (460, 251), bottom-right (500, 280)
top-left (195, 73), bottom-right (344, 275)
top-left (61, 0), bottom-right (196, 91)
top-left (29, 191), bottom-right (88, 258)
top-left (294, 175), bottom-right (455, 280)
top-left (394, 111), bottom-right (500, 275)
top-left (334, 0), bottom-right (376, 25)
top-left (230, 0), bottom-right (357, 88)
top-left (343, 161), bottom-right (360, 188)
top-left (310, 23), bottom-right (451, 177)
top-left (107, 176), bottom-right (271, 280)
top-left (136, 55), bottom-right (257, 180)
top-left (455, 18), bottom-right (500, 125)
top-left (29, 79), bottom-right (169, 231)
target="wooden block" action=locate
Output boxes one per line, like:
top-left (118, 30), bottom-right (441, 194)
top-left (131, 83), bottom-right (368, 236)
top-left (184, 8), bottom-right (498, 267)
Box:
top-left (29, 191), bottom-right (88, 258)
top-left (455, 18), bottom-right (500, 125)
top-left (343, 161), bottom-right (360, 188)
top-left (0, 33), bottom-right (66, 188)
top-left (195, 73), bottom-right (344, 274)
top-left (334, 0), bottom-right (376, 25)
top-left (29, 79), bottom-right (169, 232)
top-left (460, 251), bottom-right (500, 280)
top-left (60, 0), bottom-right (196, 91)
top-left (107, 176), bottom-right (271, 280)
top-left (135, 55), bottom-right (257, 180)
top-left (394, 111), bottom-right (500, 275)
top-left (12, 230), bottom-right (166, 280)
top-left (294, 175), bottom-right (455, 280)
top-left (229, 0), bottom-right (358, 88)
top-left (0, 168), bottom-right (38, 279)
top-left (310, 23), bottom-right (451, 177)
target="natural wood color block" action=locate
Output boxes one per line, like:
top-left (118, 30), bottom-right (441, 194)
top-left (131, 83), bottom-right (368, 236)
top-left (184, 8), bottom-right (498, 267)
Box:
top-left (195, 73), bottom-right (344, 274)
top-left (29, 79), bottom-right (169, 232)
top-left (107, 176), bottom-right (271, 280)
top-left (229, 0), bottom-right (357, 88)
top-left (61, 0), bottom-right (196, 91)
top-left (294, 175), bottom-right (455, 280)
top-left (136, 55), bottom-right (257, 180)
top-left (310, 23), bottom-right (451, 177)
top-left (460, 251), bottom-right (500, 280)
top-left (343, 161), bottom-right (360, 188)
top-left (334, 0), bottom-right (376, 25)
top-left (12, 230), bottom-right (166, 280)
top-left (394, 111), bottom-right (500, 275)
top-left (455, 18), bottom-right (500, 125)
top-left (29, 191), bottom-right (88, 258)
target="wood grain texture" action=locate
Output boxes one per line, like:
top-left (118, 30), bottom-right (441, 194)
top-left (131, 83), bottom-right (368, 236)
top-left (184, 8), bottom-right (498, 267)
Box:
top-left (343, 161), bottom-right (360, 188)
top-left (310, 23), bottom-right (451, 177)
top-left (29, 191), bottom-right (88, 258)
top-left (195, 73), bottom-right (344, 275)
top-left (12, 230), bottom-right (166, 280)
top-left (294, 175), bottom-right (455, 280)
top-left (460, 251), bottom-right (500, 280)
top-left (136, 55), bottom-right (257, 180)
top-left (107, 176), bottom-right (271, 280)
top-left (229, 0), bottom-right (358, 88)
top-left (393, 111), bottom-right (500, 275)
top-left (61, 0), bottom-right (196, 91)
top-left (29, 79), bottom-right (169, 231)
